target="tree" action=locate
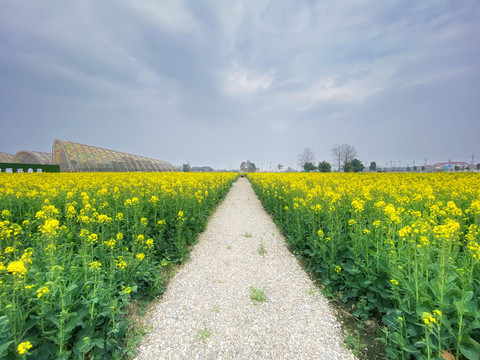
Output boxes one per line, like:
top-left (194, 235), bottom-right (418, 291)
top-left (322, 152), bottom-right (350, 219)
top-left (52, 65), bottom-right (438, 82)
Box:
top-left (297, 147), bottom-right (315, 170)
top-left (247, 162), bottom-right (257, 172)
top-left (240, 161), bottom-right (248, 172)
top-left (303, 162), bottom-right (316, 172)
top-left (369, 161), bottom-right (377, 172)
top-left (344, 158), bottom-right (364, 173)
top-left (406, 166), bottom-right (411, 172)
top-left (277, 164), bottom-right (283, 172)
top-left (182, 163), bottom-right (191, 172)
top-left (331, 144), bottom-right (357, 171)
top-left (318, 161), bottom-right (331, 172)
top-left (477, 163), bottom-right (480, 170)
top-left (413, 165), bottom-right (418, 172)
top-left (421, 165), bottom-right (426, 172)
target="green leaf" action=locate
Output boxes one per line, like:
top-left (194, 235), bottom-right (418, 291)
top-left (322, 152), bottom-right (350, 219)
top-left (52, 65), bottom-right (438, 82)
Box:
top-left (0, 316), bottom-right (11, 335)
top-left (0, 340), bottom-right (13, 357)
top-left (460, 344), bottom-right (480, 360)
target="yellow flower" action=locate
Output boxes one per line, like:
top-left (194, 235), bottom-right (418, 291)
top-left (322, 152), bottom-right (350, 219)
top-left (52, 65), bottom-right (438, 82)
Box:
top-left (136, 253), bottom-right (145, 261)
top-left (0, 262), bottom-right (6, 271)
top-left (87, 233), bottom-right (98, 243)
top-left (97, 214), bottom-right (111, 223)
top-left (4, 246), bottom-right (14, 254)
top-left (422, 312), bottom-right (436, 326)
top-left (117, 260), bottom-right (127, 270)
top-left (348, 219), bottom-right (356, 226)
top-left (363, 229), bottom-right (371, 234)
top-left (89, 261), bottom-right (101, 270)
top-left (145, 238), bottom-right (154, 248)
top-left (37, 286), bottom-right (50, 298)
top-left (140, 217), bottom-right (148, 226)
top-left (25, 284), bottom-right (35, 290)
top-left (39, 219), bottom-right (60, 236)
top-left (21, 250), bottom-right (33, 264)
top-left (7, 260), bottom-right (27, 277)
top-left (157, 220), bottom-right (165, 226)
top-left (334, 265), bottom-right (342, 273)
top-left (317, 229), bottom-right (324, 238)
top-left (122, 286), bottom-right (132, 294)
top-left (17, 341), bottom-right (32, 355)
top-left (103, 239), bottom-right (116, 248)
top-left (390, 279), bottom-right (399, 286)
top-left (116, 232), bottom-right (123, 240)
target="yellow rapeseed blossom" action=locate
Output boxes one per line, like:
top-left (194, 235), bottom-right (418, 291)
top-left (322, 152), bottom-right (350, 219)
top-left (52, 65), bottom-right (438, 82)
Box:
top-left (88, 261), bottom-right (101, 270)
top-left (4, 246), bottom-right (14, 254)
top-left (37, 286), bottom-right (50, 298)
top-left (39, 219), bottom-right (60, 236)
top-left (17, 341), bottom-right (32, 355)
top-left (7, 260), bottom-right (27, 277)
top-left (136, 253), bottom-right (145, 261)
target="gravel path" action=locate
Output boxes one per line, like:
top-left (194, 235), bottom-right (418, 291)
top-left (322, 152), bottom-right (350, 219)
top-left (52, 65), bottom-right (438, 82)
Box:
top-left (134, 177), bottom-right (355, 360)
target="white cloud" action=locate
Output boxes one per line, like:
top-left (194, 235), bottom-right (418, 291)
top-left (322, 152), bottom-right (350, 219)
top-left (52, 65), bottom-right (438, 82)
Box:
top-left (126, 0), bottom-right (203, 34)
top-left (295, 61), bottom-right (399, 110)
top-left (224, 62), bottom-right (274, 94)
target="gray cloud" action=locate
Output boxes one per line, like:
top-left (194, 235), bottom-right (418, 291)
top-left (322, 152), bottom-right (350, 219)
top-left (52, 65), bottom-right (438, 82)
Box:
top-left (1, 0), bottom-right (479, 169)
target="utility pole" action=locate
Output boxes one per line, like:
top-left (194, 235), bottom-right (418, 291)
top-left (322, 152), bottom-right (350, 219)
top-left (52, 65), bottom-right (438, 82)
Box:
top-left (472, 153), bottom-right (475, 165)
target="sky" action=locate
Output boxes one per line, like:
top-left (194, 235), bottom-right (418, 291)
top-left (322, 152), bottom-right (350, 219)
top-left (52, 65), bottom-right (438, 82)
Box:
top-left (1, 1), bottom-right (479, 170)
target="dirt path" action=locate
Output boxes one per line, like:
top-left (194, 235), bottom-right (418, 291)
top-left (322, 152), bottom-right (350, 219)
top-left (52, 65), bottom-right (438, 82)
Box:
top-left (134, 177), bottom-right (355, 360)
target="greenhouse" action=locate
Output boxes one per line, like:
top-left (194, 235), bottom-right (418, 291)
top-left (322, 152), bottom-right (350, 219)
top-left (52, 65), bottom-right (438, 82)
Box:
top-left (14, 151), bottom-right (54, 164)
top-left (0, 152), bottom-right (14, 163)
top-left (52, 139), bottom-right (176, 172)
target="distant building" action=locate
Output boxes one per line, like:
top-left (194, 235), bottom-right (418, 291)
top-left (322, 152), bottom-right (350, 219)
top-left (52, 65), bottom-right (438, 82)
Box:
top-left (432, 161), bottom-right (469, 171)
top-left (14, 151), bottom-right (54, 165)
top-left (0, 152), bottom-right (14, 163)
top-left (0, 139), bottom-right (175, 172)
top-left (191, 166), bottom-right (213, 172)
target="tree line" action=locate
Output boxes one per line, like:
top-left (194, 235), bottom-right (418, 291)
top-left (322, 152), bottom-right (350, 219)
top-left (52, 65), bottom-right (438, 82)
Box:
top-left (298, 144), bottom-right (366, 172)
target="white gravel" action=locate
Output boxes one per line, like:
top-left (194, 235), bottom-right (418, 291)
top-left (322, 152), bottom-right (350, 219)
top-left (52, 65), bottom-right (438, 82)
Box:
top-left (134, 177), bottom-right (356, 360)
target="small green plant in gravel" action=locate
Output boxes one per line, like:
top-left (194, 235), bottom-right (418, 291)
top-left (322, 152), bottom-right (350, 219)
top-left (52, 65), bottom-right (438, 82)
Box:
top-left (242, 232), bottom-right (253, 238)
top-left (211, 306), bottom-right (220, 313)
top-left (250, 287), bottom-right (267, 303)
top-left (195, 329), bottom-right (211, 341)
top-left (343, 329), bottom-right (366, 357)
top-left (258, 240), bottom-right (266, 256)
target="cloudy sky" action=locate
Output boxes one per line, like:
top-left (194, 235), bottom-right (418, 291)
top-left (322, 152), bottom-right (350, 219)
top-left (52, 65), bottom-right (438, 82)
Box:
top-left (1, 1), bottom-right (479, 170)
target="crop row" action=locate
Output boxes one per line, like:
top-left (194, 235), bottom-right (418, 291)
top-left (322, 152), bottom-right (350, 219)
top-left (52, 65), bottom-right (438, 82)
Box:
top-left (248, 172), bottom-right (480, 360)
top-left (0, 172), bottom-right (237, 359)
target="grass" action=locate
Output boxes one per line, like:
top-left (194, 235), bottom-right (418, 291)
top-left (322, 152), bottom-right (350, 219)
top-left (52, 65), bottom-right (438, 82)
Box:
top-left (242, 231), bottom-right (253, 238)
top-left (195, 329), bottom-right (211, 341)
top-left (257, 240), bottom-right (266, 256)
top-left (343, 329), bottom-right (367, 357)
top-left (249, 287), bottom-right (267, 303)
